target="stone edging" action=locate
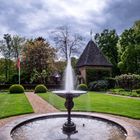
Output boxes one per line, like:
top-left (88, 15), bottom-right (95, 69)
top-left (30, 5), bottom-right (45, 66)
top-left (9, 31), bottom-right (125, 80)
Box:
top-left (0, 112), bottom-right (140, 140)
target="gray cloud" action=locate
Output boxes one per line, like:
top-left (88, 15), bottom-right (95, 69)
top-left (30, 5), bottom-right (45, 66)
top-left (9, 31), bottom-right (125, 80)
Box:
top-left (0, 0), bottom-right (140, 40)
top-left (101, 0), bottom-right (140, 33)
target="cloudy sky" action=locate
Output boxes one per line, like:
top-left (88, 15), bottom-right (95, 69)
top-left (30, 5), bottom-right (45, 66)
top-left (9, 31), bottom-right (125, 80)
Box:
top-left (0, 0), bottom-right (140, 40)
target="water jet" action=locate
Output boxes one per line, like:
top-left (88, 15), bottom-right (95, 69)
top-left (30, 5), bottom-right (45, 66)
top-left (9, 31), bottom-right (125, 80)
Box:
top-left (53, 57), bottom-right (86, 134)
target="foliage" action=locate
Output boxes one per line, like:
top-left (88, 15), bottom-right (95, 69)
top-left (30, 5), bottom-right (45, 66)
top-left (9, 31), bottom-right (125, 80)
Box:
top-left (39, 92), bottom-right (140, 119)
top-left (0, 34), bottom-right (24, 83)
top-left (52, 26), bottom-right (84, 60)
top-left (95, 29), bottom-right (119, 76)
top-left (106, 77), bottom-right (116, 88)
top-left (0, 75), bottom-right (5, 84)
top-left (118, 20), bottom-right (140, 74)
top-left (135, 89), bottom-right (140, 94)
top-left (22, 37), bottom-right (56, 81)
top-left (71, 57), bottom-right (78, 70)
top-left (109, 88), bottom-right (140, 97)
top-left (86, 68), bottom-right (110, 84)
top-left (88, 80), bottom-right (109, 91)
top-left (77, 84), bottom-right (88, 91)
top-left (0, 58), bottom-right (6, 83)
top-left (0, 93), bottom-right (33, 119)
top-left (11, 35), bottom-right (25, 76)
top-left (115, 74), bottom-right (140, 90)
top-left (31, 69), bottom-right (48, 84)
top-left (0, 34), bottom-right (13, 81)
top-left (9, 84), bottom-right (24, 93)
top-left (11, 35), bottom-right (25, 60)
top-left (35, 84), bottom-right (47, 93)
top-left (53, 60), bottom-right (66, 75)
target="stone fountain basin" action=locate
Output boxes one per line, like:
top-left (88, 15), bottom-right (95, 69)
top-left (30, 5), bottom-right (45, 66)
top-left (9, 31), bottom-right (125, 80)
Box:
top-left (53, 90), bottom-right (87, 98)
top-left (0, 112), bottom-right (140, 140)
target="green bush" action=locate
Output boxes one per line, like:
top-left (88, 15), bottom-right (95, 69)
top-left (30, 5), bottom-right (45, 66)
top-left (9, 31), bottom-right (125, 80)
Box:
top-left (86, 68), bottom-right (111, 84)
top-left (35, 84), bottom-right (47, 93)
top-left (130, 92), bottom-right (139, 97)
top-left (77, 84), bottom-right (88, 91)
top-left (109, 88), bottom-right (125, 93)
top-left (106, 78), bottom-right (116, 88)
top-left (115, 74), bottom-right (140, 90)
top-left (136, 89), bottom-right (140, 94)
top-left (109, 88), bottom-right (140, 97)
top-left (88, 80), bottom-right (109, 91)
top-left (9, 84), bottom-right (24, 94)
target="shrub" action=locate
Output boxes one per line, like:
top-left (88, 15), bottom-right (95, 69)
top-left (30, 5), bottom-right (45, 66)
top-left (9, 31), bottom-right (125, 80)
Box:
top-left (136, 89), bottom-right (140, 94)
top-left (130, 92), bottom-right (139, 97)
top-left (88, 80), bottom-right (109, 91)
top-left (109, 88), bottom-right (140, 97)
top-left (86, 68), bottom-right (111, 84)
top-left (115, 74), bottom-right (140, 90)
top-left (35, 84), bottom-right (47, 93)
top-left (77, 84), bottom-right (88, 91)
top-left (109, 88), bottom-right (125, 93)
top-left (9, 84), bottom-right (24, 93)
top-left (106, 77), bottom-right (116, 88)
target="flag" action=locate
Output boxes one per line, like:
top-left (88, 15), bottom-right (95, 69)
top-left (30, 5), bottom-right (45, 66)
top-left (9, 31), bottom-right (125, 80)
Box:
top-left (17, 57), bottom-right (20, 69)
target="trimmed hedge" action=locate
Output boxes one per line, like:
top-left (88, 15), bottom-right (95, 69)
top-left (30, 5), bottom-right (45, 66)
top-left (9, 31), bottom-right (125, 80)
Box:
top-left (9, 84), bottom-right (24, 94)
top-left (35, 84), bottom-right (47, 93)
top-left (77, 84), bottom-right (88, 91)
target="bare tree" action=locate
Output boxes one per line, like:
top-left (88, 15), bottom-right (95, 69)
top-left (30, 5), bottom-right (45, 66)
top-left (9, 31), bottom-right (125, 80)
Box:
top-left (11, 35), bottom-right (25, 61)
top-left (52, 26), bottom-right (84, 60)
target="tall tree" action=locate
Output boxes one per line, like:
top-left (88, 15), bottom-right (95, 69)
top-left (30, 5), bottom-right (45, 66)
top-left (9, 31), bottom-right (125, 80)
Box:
top-left (95, 29), bottom-right (119, 76)
top-left (118, 20), bottom-right (140, 74)
top-left (52, 26), bottom-right (84, 60)
top-left (0, 34), bottom-right (13, 81)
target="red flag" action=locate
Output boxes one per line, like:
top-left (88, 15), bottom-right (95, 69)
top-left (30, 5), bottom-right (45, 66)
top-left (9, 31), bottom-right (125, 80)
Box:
top-left (17, 57), bottom-right (20, 69)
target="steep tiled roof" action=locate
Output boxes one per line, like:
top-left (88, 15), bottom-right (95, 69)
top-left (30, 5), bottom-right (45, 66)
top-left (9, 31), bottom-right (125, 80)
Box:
top-left (77, 40), bottom-right (112, 67)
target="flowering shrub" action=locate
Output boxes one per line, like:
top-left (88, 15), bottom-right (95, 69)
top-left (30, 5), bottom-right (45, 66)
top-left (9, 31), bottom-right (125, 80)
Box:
top-left (115, 74), bottom-right (140, 90)
top-left (88, 80), bottom-right (109, 91)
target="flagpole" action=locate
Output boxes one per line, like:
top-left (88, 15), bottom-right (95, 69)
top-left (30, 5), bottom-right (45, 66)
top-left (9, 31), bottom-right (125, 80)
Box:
top-left (19, 63), bottom-right (20, 85)
top-left (17, 57), bottom-right (20, 85)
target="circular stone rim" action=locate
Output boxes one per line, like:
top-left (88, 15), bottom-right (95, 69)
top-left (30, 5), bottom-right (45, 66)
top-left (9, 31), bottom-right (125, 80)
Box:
top-left (0, 112), bottom-right (140, 140)
top-left (11, 114), bottom-right (127, 136)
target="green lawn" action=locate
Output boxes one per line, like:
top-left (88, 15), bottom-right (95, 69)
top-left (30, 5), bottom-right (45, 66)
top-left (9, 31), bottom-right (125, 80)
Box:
top-left (39, 92), bottom-right (140, 119)
top-left (0, 93), bottom-right (33, 119)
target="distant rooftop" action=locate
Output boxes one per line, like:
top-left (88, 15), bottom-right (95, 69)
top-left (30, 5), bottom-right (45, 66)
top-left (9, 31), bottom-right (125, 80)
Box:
top-left (77, 40), bottom-right (112, 67)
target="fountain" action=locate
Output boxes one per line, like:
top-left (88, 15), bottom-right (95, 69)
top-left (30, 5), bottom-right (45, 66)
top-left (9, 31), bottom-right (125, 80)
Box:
top-left (8, 56), bottom-right (128, 140)
top-left (53, 57), bottom-right (86, 134)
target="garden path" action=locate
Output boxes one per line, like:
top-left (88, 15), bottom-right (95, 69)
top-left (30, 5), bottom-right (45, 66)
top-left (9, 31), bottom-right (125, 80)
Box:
top-left (25, 92), bottom-right (59, 113)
